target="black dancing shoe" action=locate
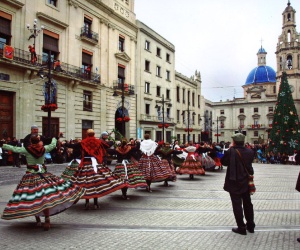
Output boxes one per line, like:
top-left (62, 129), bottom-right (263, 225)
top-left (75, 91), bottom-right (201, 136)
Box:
top-left (232, 227), bottom-right (247, 235)
top-left (247, 227), bottom-right (255, 233)
top-left (297, 238), bottom-right (300, 243)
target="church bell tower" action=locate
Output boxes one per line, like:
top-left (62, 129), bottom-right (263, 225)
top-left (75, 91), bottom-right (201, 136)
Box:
top-left (275, 0), bottom-right (300, 100)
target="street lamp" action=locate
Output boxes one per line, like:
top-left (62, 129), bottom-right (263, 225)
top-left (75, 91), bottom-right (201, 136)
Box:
top-left (212, 116), bottom-right (220, 143)
top-left (155, 94), bottom-right (171, 142)
top-left (27, 19), bottom-right (44, 64)
top-left (27, 19), bottom-right (44, 48)
top-left (38, 51), bottom-right (57, 138)
top-left (181, 101), bottom-right (196, 143)
top-left (113, 81), bottom-right (132, 138)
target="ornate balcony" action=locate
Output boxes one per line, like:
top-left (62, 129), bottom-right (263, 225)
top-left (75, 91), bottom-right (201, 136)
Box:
top-left (80, 27), bottom-right (99, 44)
top-left (140, 114), bottom-right (174, 123)
top-left (113, 81), bottom-right (135, 95)
top-left (0, 42), bottom-right (100, 84)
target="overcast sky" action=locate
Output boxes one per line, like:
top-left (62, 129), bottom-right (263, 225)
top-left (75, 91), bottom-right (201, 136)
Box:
top-left (134, 0), bottom-right (300, 102)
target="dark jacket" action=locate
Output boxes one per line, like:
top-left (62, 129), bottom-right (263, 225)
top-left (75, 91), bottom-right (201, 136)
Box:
top-left (221, 146), bottom-right (255, 194)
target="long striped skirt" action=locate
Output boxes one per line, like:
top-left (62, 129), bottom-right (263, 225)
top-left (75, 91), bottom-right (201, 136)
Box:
top-left (113, 160), bottom-right (147, 189)
top-left (2, 171), bottom-right (85, 220)
top-left (70, 163), bottom-right (126, 199)
top-left (61, 159), bottom-right (80, 181)
top-left (161, 159), bottom-right (177, 182)
top-left (138, 154), bottom-right (173, 182)
top-left (176, 155), bottom-right (205, 175)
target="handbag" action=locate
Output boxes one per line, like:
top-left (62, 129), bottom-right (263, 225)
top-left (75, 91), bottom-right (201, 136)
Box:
top-left (235, 149), bottom-right (256, 195)
top-left (295, 172), bottom-right (300, 192)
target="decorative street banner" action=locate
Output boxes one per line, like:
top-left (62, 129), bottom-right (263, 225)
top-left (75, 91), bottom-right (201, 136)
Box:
top-left (3, 45), bottom-right (14, 60)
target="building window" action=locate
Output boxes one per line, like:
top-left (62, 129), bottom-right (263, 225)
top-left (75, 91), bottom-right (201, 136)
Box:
top-left (119, 35), bottom-right (125, 52)
top-left (182, 111), bottom-right (185, 123)
top-left (239, 108), bottom-right (244, 114)
top-left (198, 95), bottom-right (200, 108)
top-left (166, 70), bottom-right (170, 81)
top-left (43, 31), bottom-right (60, 64)
top-left (273, 86), bottom-right (276, 94)
top-left (145, 82), bottom-right (150, 94)
top-left (220, 121), bottom-right (224, 128)
top-left (145, 104), bottom-right (150, 115)
top-left (0, 14), bottom-right (12, 47)
top-left (156, 66), bottom-right (161, 77)
top-left (192, 92), bottom-right (195, 107)
top-left (156, 47), bottom-right (161, 57)
top-left (254, 107), bottom-right (259, 113)
top-left (125, 0), bottom-right (129, 4)
top-left (254, 131), bottom-right (259, 137)
top-left (177, 86), bottom-right (180, 102)
top-left (118, 65), bottom-right (125, 87)
top-left (83, 91), bottom-right (92, 111)
top-left (166, 108), bottom-right (170, 118)
top-left (83, 17), bottom-right (92, 35)
top-left (156, 86), bottom-right (161, 96)
top-left (268, 119), bottom-right (273, 126)
top-left (82, 51), bottom-right (93, 80)
top-left (254, 119), bottom-right (259, 125)
top-left (182, 89), bottom-right (186, 103)
top-left (177, 110), bottom-right (180, 123)
top-left (166, 89), bottom-right (170, 99)
top-left (82, 120), bottom-right (93, 139)
top-left (145, 60), bottom-right (150, 71)
top-left (239, 119), bottom-right (244, 127)
top-left (145, 40), bottom-right (150, 50)
top-left (268, 107), bottom-right (273, 112)
top-left (166, 53), bottom-right (170, 62)
top-left (48, 0), bottom-right (57, 7)
top-left (220, 110), bottom-right (224, 115)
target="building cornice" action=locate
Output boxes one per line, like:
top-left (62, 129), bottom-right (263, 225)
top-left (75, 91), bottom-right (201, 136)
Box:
top-left (36, 12), bottom-right (69, 29)
top-left (2, 0), bottom-right (24, 9)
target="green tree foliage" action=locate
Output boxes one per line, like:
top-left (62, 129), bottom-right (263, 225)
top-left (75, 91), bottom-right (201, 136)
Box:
top-left (268, 72), bottom-right (300, 155)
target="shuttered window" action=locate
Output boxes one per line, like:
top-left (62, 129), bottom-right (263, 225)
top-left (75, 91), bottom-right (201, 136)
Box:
top-left (43, 34), bottom-right (59, 52)
top-left (82, 52), bottom-right (92, 65)
top-left (0, 17), bottom-right (11, 36)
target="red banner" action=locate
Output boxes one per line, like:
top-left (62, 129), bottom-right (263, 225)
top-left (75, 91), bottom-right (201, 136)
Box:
top-left (3, 45), bottom-right (14, 60)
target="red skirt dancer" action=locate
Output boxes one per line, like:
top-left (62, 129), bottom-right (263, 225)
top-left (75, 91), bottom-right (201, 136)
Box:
top-left (138, 154), bottom-right (173, 182)
top-left (71, 159), bottom-right (126, 199)
top-left (2, 164), bottom-right (85, 220)
top-left (176, 152), bottom-right (205, 175)
top-left (113, 158), bottom-right (147, 189)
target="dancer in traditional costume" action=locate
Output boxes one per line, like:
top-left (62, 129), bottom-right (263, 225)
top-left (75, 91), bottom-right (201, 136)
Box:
top-left (112, 138), bottom-right (147, 199)
top-left (172, 140), bottom-right (187, 169)
top-left (156, 142), bottom-right (182, 186)
top-left (70, 129), bottom-right (126, 209)
top-left (61, 139), bottom-right (81, 181)
top-left (196, 142), bottom-right (216, 171)
top-left (176, 141), bottom-right (205, 179)
top-left (1, 134), bottom-right (85, 231)
top-left (138, 134), bottom-right (173, 192)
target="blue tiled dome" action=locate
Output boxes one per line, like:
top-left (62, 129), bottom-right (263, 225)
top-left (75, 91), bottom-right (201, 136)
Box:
top-left (245, 66), bottom-right (276, 85)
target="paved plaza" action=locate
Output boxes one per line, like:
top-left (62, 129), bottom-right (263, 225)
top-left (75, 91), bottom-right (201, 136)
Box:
top-left (0, 162), bottom-right (300, 250)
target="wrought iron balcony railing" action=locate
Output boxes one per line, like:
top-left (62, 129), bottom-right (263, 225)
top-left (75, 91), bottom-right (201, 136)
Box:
top-left (113, 81), bottom-right (135, 95)
top-left (140, 114), bottom-right (174, 123)
top-left (80, 27), bottom-right (99, 43)
top-left (0, 42), bottom-right (100, 84)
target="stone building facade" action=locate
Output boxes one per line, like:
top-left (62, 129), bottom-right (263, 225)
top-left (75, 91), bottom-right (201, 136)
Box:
top-left (0, 0), bottom-right (138, 140)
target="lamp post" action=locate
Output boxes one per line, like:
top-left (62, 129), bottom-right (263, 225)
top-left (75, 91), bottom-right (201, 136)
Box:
top-left (212, 116), bottom-right (220, 143)
top-left (27, 19), bottom-right (44, 48)
top-left (113, 81), bottom-right (130, 138)
top-left (155, 94), bottom-right (171, 142)
top-left (181, 101), bottom-right (196, 143)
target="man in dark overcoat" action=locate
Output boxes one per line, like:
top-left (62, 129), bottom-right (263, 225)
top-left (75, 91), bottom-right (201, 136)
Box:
top-left (221, 133), bottom-right (255, 235)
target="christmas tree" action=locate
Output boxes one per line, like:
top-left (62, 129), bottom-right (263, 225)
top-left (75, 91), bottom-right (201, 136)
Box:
top-left (268, 72), bottom-right (300, 155)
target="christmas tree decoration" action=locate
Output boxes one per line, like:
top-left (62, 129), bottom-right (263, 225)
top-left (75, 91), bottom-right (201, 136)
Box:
top-left (268, 72), bottom-right (300, 155)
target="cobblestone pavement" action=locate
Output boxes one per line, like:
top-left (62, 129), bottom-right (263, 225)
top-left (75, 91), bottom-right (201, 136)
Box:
top-left (0, 163), bottom-right (300, 250)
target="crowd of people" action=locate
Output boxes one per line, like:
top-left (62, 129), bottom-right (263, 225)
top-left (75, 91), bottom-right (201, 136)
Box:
top-left (0, 126), bottom-right (299, 242)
